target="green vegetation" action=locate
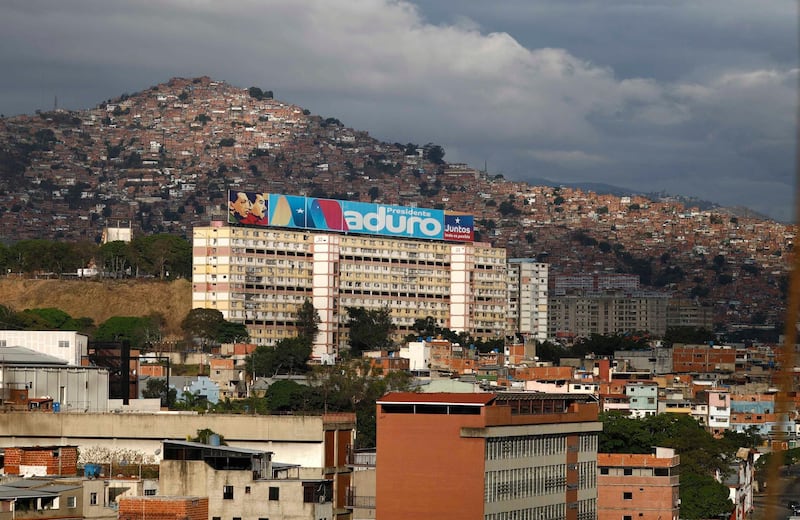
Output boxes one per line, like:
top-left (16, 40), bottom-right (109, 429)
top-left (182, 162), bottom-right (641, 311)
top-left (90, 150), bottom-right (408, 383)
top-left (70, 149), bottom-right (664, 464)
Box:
top-left (181, 308), bottom-right (249, 350)
top-left (345, 306), bottom-right (395, 356)
top-left (247, 87), bottom-right (273, 101)
top-left (599, 412), bottom-right (736, 519)
top-left (94, 315), bottom-right (164, 352)
top-left (0, 236), bottom-right (191, 279)
top-left (535, 333), bottom-right (650, 363)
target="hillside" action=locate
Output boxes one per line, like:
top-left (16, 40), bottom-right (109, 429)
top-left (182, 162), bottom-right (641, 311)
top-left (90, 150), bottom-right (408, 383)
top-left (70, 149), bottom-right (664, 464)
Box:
top-left (0, 76), bottom-right (793, 329)
top-left (0, 278), bottom-right (191, 338)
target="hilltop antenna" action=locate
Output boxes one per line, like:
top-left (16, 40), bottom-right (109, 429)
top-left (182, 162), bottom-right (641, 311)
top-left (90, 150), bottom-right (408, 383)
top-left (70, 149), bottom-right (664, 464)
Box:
top-left (54, 95), bottom-right (58, 112)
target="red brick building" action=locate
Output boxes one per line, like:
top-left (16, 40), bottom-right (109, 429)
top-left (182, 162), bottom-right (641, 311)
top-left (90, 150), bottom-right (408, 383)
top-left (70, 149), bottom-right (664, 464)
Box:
top-left (672, 344), bottom-right (736, 373)
top-left (597, 448), bottom-right (680, 520)
top-left (3, 446), bottom-right (78, 477)
top-left (118, 496), bottom-right (208, 520)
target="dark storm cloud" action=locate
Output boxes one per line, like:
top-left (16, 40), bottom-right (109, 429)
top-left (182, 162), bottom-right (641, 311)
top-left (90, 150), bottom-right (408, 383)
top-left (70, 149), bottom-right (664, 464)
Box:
top-left (0, 0), bottom-right (795, 220)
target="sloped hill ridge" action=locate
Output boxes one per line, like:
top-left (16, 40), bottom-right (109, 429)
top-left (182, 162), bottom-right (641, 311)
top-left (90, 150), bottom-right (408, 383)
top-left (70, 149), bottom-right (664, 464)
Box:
top-left (0, 76), bottom-right (793, 328)
top-left (0, 278), bottom-right (191, 337)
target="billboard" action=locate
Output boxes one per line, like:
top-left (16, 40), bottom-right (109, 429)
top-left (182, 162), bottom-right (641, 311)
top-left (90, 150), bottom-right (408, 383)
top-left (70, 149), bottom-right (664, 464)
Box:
top-left (228, 191), bottom-right (474, 242)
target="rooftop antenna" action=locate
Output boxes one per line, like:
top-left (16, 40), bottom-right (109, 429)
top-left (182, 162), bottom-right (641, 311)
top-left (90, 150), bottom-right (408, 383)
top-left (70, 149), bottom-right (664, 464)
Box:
top-left (54, 95), bottom-right (58, 111)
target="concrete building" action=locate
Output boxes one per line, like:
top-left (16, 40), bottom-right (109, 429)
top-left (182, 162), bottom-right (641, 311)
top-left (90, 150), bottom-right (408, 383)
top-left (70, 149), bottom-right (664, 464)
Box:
top-left (697, 389), bottom-right (732, 436)
top-left (0, 477), bottom-right (115, 520)
top-left (397, 340), bottom-right (431, 372)
top-left (0, 410), bottom-right (356, 514)
top-left (625, 381), bottom-right (659, 418)
top-left (507, 259), bottom-right (549, 343)
top-left (666, 298), bottom-right (714, 331)
top-left (0, 346), bottom-right (110, 412)
top-left (548, 291), bottom-right (669, 342)
top-left (345, 449), bottom-right (375, 520)
top-left (192, 195), bottom-right (507, 360)
top-left (158, 440), bottom-right (335, 520)
top-left (375, 392), bottom-right (602, 520)
top-left (614, 346), bottom-right (673, 375)
top-left (0, 331), bottom-right (89, 366)
top-left (597, 447), bottom-right (680, 520)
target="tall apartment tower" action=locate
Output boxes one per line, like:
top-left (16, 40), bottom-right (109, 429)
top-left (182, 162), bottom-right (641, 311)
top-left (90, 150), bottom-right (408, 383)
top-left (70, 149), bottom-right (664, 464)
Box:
top-left (192, 193), bottom-right (509, 360)
top-left (376, 392), bottom-right (602, 520)
top-left (597, 448), bottom-right (680, 520)
top-left (507, 259), bottom-right (549, 343)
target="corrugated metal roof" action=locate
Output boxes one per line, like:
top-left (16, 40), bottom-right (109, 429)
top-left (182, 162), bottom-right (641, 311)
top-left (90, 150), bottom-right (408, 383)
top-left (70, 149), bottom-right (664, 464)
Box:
top-left (0, 346), bottom-right (68, 366)
top-left (163, 439), bottom-right (268, 456)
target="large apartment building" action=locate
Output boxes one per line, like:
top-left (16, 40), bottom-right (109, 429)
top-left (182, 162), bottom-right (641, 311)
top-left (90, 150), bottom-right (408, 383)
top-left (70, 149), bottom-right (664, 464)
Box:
top-left (375, 392), bottom-right (602, 520)
top-left (548, 291), bottom-right (669, 341)
top-left (192, 192), bottom-right (508, 360)
top-left (507, 259), bottom-right (549, 343)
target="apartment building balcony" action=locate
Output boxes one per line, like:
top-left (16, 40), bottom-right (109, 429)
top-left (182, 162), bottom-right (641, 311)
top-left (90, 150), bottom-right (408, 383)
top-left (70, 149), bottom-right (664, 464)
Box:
top-left (345, 491), bottom-right (375, 510)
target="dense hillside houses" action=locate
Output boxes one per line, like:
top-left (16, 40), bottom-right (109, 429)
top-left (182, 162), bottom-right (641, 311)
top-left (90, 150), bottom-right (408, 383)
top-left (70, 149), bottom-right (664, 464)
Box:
top-left (0, 76), bottom-right (792, 329)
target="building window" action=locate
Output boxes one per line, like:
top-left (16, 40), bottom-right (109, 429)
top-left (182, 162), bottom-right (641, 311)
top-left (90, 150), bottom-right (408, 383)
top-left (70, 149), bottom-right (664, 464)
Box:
top-left (223, 485), bottom-right (234, 500)
top-left (269, 487), bottom-right (280, 501)
top-left (67, 497), bottom-right (77, 508)
top-left (245, 486), bottom-right (251, 494)
top-left (623, 468), bottom-right (633, 475)
top-left (599, 467), bottom-right (609, 475)
top-left (213, 517), bottom-right (221, 520)
top-left (623, 492), bottom-right (633, 500)
top-left (58, 340), bottom-right (69, 348)
top-left (624, 517), bottom-right (632, 520)
top-left (144, 489), bottom-right (156, 496)
top-left (90, 493), bottom-right (98, 505)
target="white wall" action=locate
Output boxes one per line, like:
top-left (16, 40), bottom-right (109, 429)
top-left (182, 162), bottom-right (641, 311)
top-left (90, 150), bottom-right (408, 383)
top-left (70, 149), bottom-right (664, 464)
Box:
top-left (0, 330), bottom-right (88, 366)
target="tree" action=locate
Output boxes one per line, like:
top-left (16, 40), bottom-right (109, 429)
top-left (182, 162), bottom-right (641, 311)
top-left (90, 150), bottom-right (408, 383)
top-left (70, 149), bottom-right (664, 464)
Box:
top-left (265, 380), bottom-right (317, 412)
top-left (679, 473), bottom-right (733, 520)
top-left (217, 321), bottom-right (250, 343)
top-left (99, 240), bottom-right (132, 277)
top-left (295, 299), bottom-right (320, 346)
top-left (130, 234), bottom-right (191, 279)
top-left (14, 307), bottom-right (94, 334)
top-left (94, 316), bottom-right (158, 352)
top-left (498, 200), bottom-right (520, 216)
top-left (309, 358), bottom-right (413, 447)
top-left (346, 307), bottom-right (395, 356)
top-left (664, 326), bottom-right (714, 345)
top-left (598, 411), bottom-right (736, 519)
top-left (246, 337), bottom-right (312, 377)
top-left (411, 316), bottom-right (441, 339)
top-left (141, 378), bottom-right (175, 408)
top-left (191, 428), bottom-right (226, 445)
top-left (181, 308), bottom-right (225, 348)
top-left (423, 144), bottom-right (445, 164)
top-left (0, 305), bottom-right (23, 330)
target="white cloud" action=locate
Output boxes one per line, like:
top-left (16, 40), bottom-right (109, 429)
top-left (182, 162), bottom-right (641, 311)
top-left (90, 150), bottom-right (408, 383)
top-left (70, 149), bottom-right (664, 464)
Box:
top-left (0, 0), bottom-right (794, 220)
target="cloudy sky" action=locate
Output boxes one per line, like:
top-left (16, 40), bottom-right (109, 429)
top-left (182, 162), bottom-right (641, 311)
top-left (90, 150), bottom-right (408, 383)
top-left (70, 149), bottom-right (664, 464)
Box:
top-left (1, 0), bottom-right (796, 221)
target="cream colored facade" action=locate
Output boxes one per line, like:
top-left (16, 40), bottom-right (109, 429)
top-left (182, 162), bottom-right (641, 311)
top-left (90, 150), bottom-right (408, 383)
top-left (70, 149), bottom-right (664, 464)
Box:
top-left (192, 221), bottom-right (508, 360)
top-left (507, 259), bottom-right (549, 343)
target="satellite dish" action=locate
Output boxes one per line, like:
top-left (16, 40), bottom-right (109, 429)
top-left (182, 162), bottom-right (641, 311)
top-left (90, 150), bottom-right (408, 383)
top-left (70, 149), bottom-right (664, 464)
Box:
top-left (154, 448), bottom-right (161, 456)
